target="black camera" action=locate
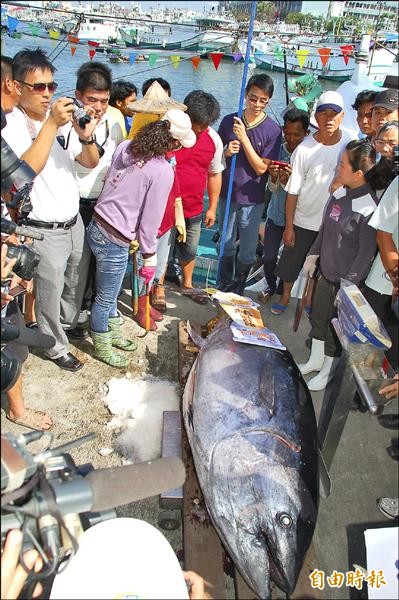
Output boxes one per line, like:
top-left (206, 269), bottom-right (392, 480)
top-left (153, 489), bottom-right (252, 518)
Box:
top-left (71, 98), bottom-right (91, 129)
top-left (5, 242), bottom-right (40, 281)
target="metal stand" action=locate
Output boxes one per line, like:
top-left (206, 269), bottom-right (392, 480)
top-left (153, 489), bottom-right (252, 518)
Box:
top-left (318, 318), bottom-right (393, 495)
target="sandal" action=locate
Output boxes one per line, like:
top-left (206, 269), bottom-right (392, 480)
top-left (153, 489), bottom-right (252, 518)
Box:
top-left (6, 408), bottom-right (53, 431)
top-left (181, 287), bottom-right (208, 305)
top-left (150, 284), bottom-right (167, 313)
top-left (25, 321), bottom-right (38, 329)
top-left (270, 302), bottom-right (288, 316)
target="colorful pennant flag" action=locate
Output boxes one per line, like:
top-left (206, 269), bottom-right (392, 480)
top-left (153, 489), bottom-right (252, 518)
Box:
top-left (70, 46), bottom-right (76, 57)
top-left (28, 22), bottom-right (39, 36)
top-left (340, 45), bottom-right (354, 65)
top-left (68, 35), bottom-right (80, 44)
top-left (7, 16), bottom-right (19, 35)
top-left (210, 52), bottom-right (223, 70)
top-left (274, 44), bottom-right (284, 62)
top-left (317, 47), bottom-right (331, 67)
top-left (129, 53), bottom-right (136, 65)
top-left (89, 49), bottom-right (96, 60)
top-left (191, 56), bottom-right (201, 70)
top-left (148, 54), bottom-right (158, 67)
top-left (48, 29), bottom-right (60, 40)
top-left (170, 55), bottom-right (180, 69)
top-left (232, 52), bottom-right (243, 64)
top-left (296, 48), bottom-right (309, 69)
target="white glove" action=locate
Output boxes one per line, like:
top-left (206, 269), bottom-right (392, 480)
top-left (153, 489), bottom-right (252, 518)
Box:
top-left (303, 255), bottom-right (319, 278)
top-left (143, 255), bottom-right (157, 267)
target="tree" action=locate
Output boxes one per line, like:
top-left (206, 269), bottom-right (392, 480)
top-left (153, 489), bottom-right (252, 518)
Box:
top-left (256, 1), bottom-right (277, 24)
top-left (285, 12), bottom-right (303, 25)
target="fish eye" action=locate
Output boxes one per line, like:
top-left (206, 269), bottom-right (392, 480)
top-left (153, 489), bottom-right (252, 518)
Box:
top-left (277, 513), bottom-right (292, 528)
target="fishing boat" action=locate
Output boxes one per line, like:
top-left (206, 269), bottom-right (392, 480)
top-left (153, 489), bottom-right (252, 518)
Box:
top-left (63, 16), bottom-right (121, 42)
top-left (118, 26), bottom-right (204, 51)
top-left (251, 35), bottom-right (397, 84)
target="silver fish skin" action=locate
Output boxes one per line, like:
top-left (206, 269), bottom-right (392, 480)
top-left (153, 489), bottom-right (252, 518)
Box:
top-left (183, 319), bottom-right (319, 599)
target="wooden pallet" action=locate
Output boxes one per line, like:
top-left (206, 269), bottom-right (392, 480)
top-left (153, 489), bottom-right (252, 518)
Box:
top-left (178, 320), bottom-right (320, 600)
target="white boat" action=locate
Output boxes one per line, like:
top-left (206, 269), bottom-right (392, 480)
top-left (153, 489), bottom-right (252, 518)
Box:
top-left (251, 36), bottom-right (397, 84)
top-left (63, 16), bottom-right (121, 42)
top-left (118, 26), bottom-right (205, 51)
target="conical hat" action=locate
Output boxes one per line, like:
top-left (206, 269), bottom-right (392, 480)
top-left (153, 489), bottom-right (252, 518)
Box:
top-left (127, 81), bottom-right (186, 114)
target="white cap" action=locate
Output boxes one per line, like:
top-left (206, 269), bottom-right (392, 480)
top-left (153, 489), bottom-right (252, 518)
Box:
top-left (315, 90), bottom-right (344, 113)
top-left (50, 518), bottom-right (189, 599)
top-left (162, 109), bottom-right (196, 148)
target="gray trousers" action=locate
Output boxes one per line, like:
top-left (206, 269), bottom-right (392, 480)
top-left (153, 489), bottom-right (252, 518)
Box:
top-left (31, 214), bottom-right (90, 359)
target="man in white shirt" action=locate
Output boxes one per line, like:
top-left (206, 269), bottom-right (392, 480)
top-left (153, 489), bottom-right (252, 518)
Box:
top-left (271, 91), bottom-right (350, 315)
top-left (73, 62), bottom-right (124, 333)
top-left (3, 48), bottom-right (100, 372)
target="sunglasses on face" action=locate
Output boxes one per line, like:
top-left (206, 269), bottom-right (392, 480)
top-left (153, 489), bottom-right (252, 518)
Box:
top-left (16, 80), bottom-right (58, 93)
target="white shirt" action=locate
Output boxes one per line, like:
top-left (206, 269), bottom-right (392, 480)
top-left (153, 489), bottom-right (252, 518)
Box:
top-left (207, 127), bottom-right (225, 174)
top-left (75, 112), bottom-right (124, 199)
top-left (2, 108), bottom-right (82, 222)
top-left (366, 176), bottom-right (399, 296)
top-left (285, 132), bottom-right (351, 231)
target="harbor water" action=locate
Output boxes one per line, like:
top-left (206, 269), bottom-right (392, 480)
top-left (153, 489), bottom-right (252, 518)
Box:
top-left (2, 33), bottom-right (340, 128)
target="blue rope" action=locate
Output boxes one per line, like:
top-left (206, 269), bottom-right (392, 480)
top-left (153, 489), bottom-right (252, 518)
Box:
top-left (216, 0), bottom-right (257, 286)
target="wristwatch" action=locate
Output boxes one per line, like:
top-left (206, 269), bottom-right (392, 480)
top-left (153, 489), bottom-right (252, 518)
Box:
top-left (79, 135), bottom-right (96, 145)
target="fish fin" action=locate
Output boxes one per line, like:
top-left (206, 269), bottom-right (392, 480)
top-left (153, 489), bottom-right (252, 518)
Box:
top-left (187, 320), bottom-right (206, 349)
top-left (259, 366), bottom-right (276, 418)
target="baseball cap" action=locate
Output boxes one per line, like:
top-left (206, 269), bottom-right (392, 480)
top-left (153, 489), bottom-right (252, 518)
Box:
top-left (373, 88), bottom-right (399, 111)
top-left (315, 91), bottom-right (344, 114)
top-left (50, 518), bottom-right (189, 599)
top-left (162, 109), bottom-right (196, 148)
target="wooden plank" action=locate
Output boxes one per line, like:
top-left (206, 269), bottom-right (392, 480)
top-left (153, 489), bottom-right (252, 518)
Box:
top-left (179, 320), bottom-right (227, 598)
top-left (291, 543), bottom-right (323, 599)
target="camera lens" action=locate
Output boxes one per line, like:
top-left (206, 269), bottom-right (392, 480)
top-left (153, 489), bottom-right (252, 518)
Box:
top-left (6, 243), bottom-right (40, 281)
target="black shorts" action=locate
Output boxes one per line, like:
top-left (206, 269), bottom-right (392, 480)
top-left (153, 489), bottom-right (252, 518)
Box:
top-left (275, 225), bottom-right (318, 283)
top-left (4, 300), bottom-right (29, 364)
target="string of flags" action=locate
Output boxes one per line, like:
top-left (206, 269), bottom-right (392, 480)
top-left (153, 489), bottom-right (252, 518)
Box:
top-left (3, 14), bottom-right (356, 70)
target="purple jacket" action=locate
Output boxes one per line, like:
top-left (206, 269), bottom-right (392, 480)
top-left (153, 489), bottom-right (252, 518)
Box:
top-left (95, 140), bottom-right (174, 254)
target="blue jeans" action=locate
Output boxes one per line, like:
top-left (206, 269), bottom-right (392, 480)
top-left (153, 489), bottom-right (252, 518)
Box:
top-left (87, 220), bottom-right (128, 333)
top-left (218, 199), bottom-right (264, 265)
top-left (155, 229), bottom-right (173, 282)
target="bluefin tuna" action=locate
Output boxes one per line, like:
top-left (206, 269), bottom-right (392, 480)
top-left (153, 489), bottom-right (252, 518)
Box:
top-left (183, 319), bottom-right (319, 598)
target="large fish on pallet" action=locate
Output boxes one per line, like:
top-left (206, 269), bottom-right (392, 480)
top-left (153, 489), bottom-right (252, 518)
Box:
top-left (183, 319), bottom-right (319, 598)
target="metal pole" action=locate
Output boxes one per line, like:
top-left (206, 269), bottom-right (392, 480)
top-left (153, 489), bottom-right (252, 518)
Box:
top-left (283, 45), bottom-right (289, 106)
top-left (216, 0), bottom-right (257, 286)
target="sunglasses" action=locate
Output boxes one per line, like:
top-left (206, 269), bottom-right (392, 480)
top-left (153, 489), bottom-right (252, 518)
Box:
top-left (16, 80), bottom-right (58, 93)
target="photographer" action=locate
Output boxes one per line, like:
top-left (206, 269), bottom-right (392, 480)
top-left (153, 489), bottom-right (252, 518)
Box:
top-left (1, 56), bottom-right (52, 430)
top-left (2, 48), bottom-right (100, 372)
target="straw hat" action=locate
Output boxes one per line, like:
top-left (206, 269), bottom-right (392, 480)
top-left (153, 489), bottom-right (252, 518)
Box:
top-left (127, 81), bottom-right (186, 114)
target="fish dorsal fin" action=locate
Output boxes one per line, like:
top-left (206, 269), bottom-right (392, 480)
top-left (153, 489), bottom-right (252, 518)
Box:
top-left (259, 365), bottom-right (275, 418)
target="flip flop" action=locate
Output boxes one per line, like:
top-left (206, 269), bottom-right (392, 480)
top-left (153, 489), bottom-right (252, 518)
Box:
top-left (270, 303), bottom-right (288, 316)
top-left (25, 321), bottom-right (38, 329)
top-left (181, 287), bottom-right (208, 305)
top-left (6, 408), bottom-right (53, 431)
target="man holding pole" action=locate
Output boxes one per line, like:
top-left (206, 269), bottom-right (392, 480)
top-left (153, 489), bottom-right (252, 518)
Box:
top-left (217, 74), bottom-right (282, 295)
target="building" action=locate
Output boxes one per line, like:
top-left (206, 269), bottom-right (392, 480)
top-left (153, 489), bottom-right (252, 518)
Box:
top-left (274, 1), bottom-right (302, 19)
top-left (338, 1), bottom-right (398, 32)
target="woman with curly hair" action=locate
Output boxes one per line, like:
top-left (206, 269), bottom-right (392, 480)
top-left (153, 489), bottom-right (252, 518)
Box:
top-left (87, 119), bottom-right (178, 367)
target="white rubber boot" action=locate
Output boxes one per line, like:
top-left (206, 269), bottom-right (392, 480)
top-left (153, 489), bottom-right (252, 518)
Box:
top-left (298, 339), bottom-right (325, 375)
top-left (307, 356), bottom-right (335, 391)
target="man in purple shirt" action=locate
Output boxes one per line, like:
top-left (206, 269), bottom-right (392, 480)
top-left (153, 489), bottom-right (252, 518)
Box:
top-left (217, 73), bottom-right (282, 294)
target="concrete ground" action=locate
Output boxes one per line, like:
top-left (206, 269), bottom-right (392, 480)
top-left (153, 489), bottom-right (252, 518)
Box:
top-left (1, 281), bottom-right (397, 599)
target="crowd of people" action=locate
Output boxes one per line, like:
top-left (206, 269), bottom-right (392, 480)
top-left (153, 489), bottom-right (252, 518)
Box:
top-left (1, 46), bottom-right (398, 419)
top-left (1, 45), bottom-right (398, 596)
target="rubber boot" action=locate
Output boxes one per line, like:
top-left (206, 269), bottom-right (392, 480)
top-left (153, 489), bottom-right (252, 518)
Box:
top-left (298, 339), bottom-right (325, 375)
top-left (218, 256), bottom-right (236, 291)
top-left (108, 317), bottom-right (137, 351)
top-left (307, 356), bottom-right (335, 391)
top-left (133, 295), bottom-right (157, 331)
top-left (150, 305), bottom-right (164, 322)
top-left (91, 330), bottom-right (128, 368)
top-left (221, 261), bottom-right (252, 296)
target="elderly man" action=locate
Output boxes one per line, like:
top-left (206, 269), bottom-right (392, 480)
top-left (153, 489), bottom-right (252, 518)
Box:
top-left (272, 91), bottom-right (351, 315)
